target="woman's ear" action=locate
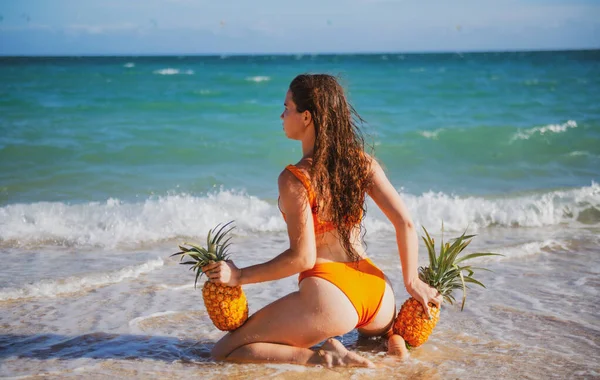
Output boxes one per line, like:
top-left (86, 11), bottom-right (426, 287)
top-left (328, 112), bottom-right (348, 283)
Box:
top-left (303, 110), bottom-right (312, 127)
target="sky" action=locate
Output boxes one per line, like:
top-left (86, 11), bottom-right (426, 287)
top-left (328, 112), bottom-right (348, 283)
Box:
top-left (0, 0), bottom-right (599, 56)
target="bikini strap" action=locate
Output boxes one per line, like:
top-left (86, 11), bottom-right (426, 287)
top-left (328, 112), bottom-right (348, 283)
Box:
top-left (285, 165), bottom-right (317, 209)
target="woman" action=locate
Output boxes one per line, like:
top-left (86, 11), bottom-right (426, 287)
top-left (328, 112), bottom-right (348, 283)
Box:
top-left (202, 74), bottom-right (442, 367)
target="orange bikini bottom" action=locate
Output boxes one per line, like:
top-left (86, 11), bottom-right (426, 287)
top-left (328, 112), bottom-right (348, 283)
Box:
top-left (298, 258), bottom-right (386, 329)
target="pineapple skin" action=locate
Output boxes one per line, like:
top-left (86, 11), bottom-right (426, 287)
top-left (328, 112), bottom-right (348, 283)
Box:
top-left (202, 282), bottom-right (249, 331)
top-left (393, 297), bottom-right (440, 347)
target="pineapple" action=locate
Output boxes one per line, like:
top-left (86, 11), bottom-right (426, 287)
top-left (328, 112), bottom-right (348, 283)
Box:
top-left (393, 226), bottom-right (500, 348)
top-left (171, 221), bottom-right (249, 331)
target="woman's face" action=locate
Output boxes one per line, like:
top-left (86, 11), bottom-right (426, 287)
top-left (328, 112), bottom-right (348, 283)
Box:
top-left (280, 90), bottom-right (306, 140)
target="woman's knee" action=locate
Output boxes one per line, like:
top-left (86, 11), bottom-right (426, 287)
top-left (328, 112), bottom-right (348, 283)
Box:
top-left (211, 336), bottom-right (234, 361)
top-left (211, 343), bottom-right (228, 361)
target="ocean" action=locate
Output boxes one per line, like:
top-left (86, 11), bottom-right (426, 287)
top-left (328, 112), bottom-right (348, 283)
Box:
top-left (1, 50), bottom-right (599, 379)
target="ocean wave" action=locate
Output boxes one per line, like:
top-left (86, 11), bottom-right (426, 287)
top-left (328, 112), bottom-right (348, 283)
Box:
top-left (128, 310), bottom-right (178, 328)
top-left (153, 68), bottom-right (194, 76)
top-left (402, 182), bottom-right (599, 232)
top-left (567, 151), bottom-right (597, 158)
top-left (490, 239), bottom-right (568, 261)
top-left (511, 120), bottom-right (577, 141)
top-left (0, 258), bottom-right (163, 301)
top-left (406, 120), bottom-right (582, 148)
top-left (158, 283), bottom-right (195, 291)
top-left (123, 62), bottom-right (135, 68)
top-left (0, 190), bottom-right (283, 249)
top-left (1, 184), bottom-right (598, 249)
top-left (418, 128), bottom-right (445, 139)
top-left (245, 76), bottom-right (270, 83)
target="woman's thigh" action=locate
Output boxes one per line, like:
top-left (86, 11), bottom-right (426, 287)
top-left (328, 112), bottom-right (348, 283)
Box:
top-left (212, 277), bottom-right (359, 359)
top-left (356, 277), bottom-right (396, 337)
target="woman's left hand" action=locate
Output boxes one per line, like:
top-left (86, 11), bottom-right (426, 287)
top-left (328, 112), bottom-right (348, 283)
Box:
top-left (405, 277), bottom-right (443, 319)
top-left (202, 260), bottom-right (242, 287)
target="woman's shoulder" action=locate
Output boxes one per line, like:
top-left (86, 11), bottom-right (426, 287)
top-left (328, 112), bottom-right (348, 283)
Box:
top-left (363, 152), bottom-right (383, 173)
top-left (278, 159), bottom-right (315, 196)
top-left (279, 158), bottom-right (312, 180)
top-left (278, 164), bottom-right (307, 190)
top-left (278, 166), bottom-right (315, 208)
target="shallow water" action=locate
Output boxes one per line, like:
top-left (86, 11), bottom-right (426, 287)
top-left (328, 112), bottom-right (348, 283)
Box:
top-left (1, 226), bottom-right (599, 378)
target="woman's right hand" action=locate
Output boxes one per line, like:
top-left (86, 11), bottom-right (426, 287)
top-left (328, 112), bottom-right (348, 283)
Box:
top-left (405, 278), bottom-right (442, 319)
top-left (202, 260), bottom-right (242, 287)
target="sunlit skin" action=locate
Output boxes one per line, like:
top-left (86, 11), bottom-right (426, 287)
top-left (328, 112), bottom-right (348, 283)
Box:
top-left (201, 87), bottom-right (441, 367)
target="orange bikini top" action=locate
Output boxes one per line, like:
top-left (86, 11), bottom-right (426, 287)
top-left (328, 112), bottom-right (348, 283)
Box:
top-left (278, 164), bottom-right (361, 235)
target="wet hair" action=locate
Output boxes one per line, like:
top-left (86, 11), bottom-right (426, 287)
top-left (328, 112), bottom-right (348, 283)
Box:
top-left (289, 74), bottom-right (372, 261)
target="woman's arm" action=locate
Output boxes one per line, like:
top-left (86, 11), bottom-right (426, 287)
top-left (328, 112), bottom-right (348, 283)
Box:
top-left (366, 157), bottom-right (442, 318)
top-left (203, 169), bottom-right (317, 286)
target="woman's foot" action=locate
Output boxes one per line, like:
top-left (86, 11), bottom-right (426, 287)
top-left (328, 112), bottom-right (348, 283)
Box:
top-left (316, 338), bottom-right (375, 368)
top-left (386, 334), bottom-right (408, 359)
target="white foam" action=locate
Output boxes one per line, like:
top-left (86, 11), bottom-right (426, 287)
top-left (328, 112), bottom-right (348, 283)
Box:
top-left (153, 68), bottom-right (194, 76)
top-left (158, 283), bottom-right (195, 291)
top-left (1, 184), bottom-right (597, 249)
top-left (418, 128), bottom-right (444, 139)
top-left (0, 258), bottom-right (163, 301)
top-left (400, 181), bottom-right (599, 232)
top-left (568, 151), bottom-right (596, 158)
top-left (511, 120), bottom-right (577, 141)
top-left (264, 363), bottom-right (313, 374)
top-left (0, 190), bottom-right (284, 249)
top-left (245, 76), bottom-right (270, 83)
top-left (123, 62), bottom-right (135, 68)
top-left (489, 239), bottom-right (568, 261)
top-left (129, 310), bottom-right (178, 328)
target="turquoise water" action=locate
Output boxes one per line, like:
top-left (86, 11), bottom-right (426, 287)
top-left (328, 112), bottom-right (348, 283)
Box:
top-left (1, 51), bottom-right (599, 206)
top-left (1, 51), bottom-right (599, 379)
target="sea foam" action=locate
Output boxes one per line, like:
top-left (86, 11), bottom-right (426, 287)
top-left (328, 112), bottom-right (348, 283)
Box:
top-left (418, 128), bottom-right (445, 139)
top-left (153, 68), bottom-right (194, 76)
top-left (1, 184), bottom-right (597, 249)
top-left (128, 310), bottom-right (178, 328)
top-left (511, 120), bottom-right (577, 141)
top-left (0, 190), bottom-right (283, 249)
top-left (400, 181), bottom-right (599, 232)
top-left (245, 76), bottom-right (270, 83)
top-left (488, 239), bottom-right (568, 261)
top-left (0, 258), bottom-right (163, 301)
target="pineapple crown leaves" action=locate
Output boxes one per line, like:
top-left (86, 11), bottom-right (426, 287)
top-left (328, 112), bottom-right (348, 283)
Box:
top-left (419, 224), bottom-right (503, 311)
top-left (170, 220), bottom-right (236, 288)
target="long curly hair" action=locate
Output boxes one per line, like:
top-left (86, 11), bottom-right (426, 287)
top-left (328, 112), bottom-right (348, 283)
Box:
top-left (289, 74), bottom-right (372, 261)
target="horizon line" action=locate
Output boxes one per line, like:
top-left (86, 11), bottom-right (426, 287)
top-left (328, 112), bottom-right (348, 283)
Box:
top-left (1, 46), bottom-right (599, 59)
